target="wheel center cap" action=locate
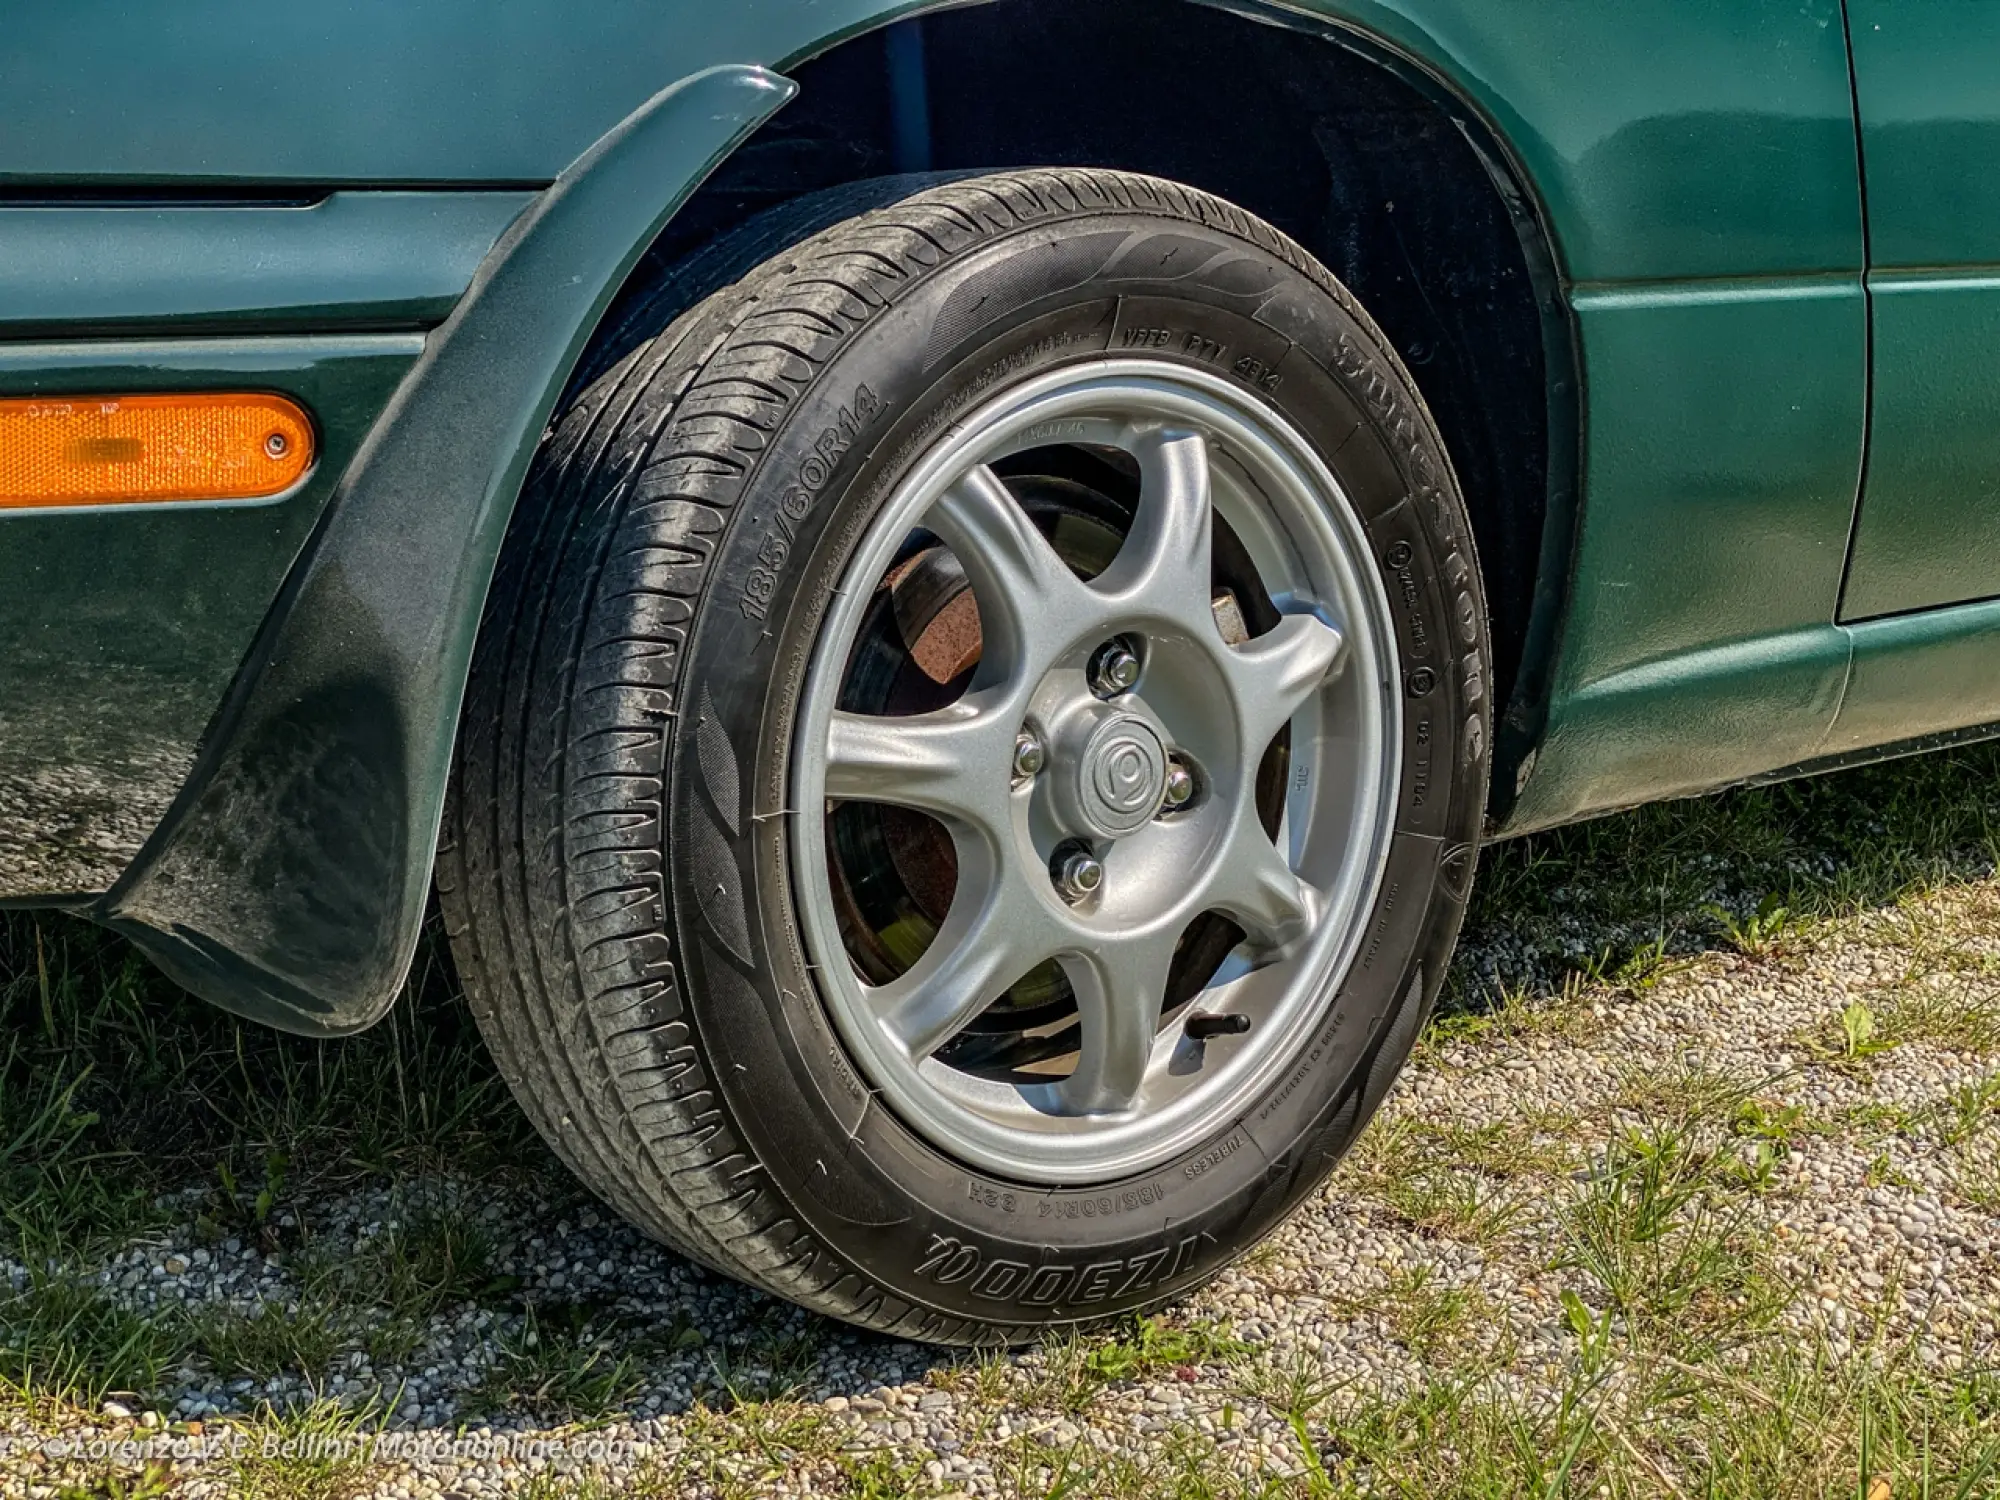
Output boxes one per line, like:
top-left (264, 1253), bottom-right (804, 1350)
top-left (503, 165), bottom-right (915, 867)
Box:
top-left (1061, 712), bottom-right (1167, 839)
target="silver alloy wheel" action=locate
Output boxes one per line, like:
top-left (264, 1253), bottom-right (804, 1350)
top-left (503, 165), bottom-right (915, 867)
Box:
top-left (792, 359), bottom-right (1400, 1184)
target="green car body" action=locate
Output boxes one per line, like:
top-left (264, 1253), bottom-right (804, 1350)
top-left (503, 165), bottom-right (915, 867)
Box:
top-left (5, 0), bottom-right (1999, 1037)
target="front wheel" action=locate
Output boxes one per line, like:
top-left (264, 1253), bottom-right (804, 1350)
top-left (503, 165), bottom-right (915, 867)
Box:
top-left (437, 169), bottom-right (1489, 1341)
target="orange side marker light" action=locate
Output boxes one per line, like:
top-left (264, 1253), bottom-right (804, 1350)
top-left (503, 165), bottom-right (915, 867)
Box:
top-left (0, 392), bottom-right (313, 509)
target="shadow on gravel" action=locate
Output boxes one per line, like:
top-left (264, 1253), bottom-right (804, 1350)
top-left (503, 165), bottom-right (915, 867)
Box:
top-left (4, 740), bottom-right (2000, 1418)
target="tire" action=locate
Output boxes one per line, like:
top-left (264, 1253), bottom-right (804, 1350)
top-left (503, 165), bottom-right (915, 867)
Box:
top-left (436, 169), bottom-right (1489, 1342)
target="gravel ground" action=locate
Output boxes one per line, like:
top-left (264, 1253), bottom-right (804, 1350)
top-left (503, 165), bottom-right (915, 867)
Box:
top-left (4, 759), bottom-right (2000, 1496)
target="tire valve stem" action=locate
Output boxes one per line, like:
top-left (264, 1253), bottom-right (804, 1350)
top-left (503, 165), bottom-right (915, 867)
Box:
top-left (1185, 1012), bottom-right (1251, 1040)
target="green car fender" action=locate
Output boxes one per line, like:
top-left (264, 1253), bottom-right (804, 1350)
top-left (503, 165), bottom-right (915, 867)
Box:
top-left (96, 65), bottom-right (798, 1036)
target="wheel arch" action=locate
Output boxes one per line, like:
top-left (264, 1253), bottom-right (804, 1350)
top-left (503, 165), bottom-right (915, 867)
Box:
top-left (630, 0), bottom-right (1580, 818)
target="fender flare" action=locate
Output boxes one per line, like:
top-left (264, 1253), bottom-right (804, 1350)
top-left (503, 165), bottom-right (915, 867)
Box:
top-left (96, 64), bottom-right (797, 1035)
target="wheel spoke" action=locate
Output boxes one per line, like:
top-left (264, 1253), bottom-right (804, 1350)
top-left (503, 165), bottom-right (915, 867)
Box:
top-left (1227, 611), bottom-right (1346, 756)
top-left (866, 855), bottom-right (1056, 1059)
top-left (1094, 429), bottom-right (1214, 628)
top-left (824, 701), bottom-right (1011, 835)
top-left (1055, 934), bottom-right (1177, 1114)
top-left (927, 463), bottom-right (1087, 682)
top-left (1206, 819), bottom-right (1320, 957)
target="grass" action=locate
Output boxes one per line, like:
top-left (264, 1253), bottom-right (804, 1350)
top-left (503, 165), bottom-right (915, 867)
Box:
top-left (1334, 1122), bottom-right (1533, 1248)
top-left (0, 911), bottom-right (541, 1271)
top-left (221, 1398), bottom-right (382, 1500)
top-left (1290, 1331), bottom-right (2000, 1500)
top-left (0, 908), bottom-right (556, 1431)
top-left (0, 1277), bottom-right (187, 1406)
top-left (1555, 1121), bottom-right (1786, 1355)
top-left (341, 1194), bottom-right (503, 1322)
top-left (661, 1400), bottom-right (847, 1497)
top-left (1879, 983), bottom-right (2000, 1056)
top-left (1370, 1265), bottom-right (1495, 1364)
top-left (1448, 740), bottom-right (2000, 1007)
top-left (900, 1336), bottom-right (2000, 1500)
top-left (1793, 984), bottom-right (2000, 1073)
top-left (1421, 976), bottom-right (1606, 1053)
top-left (1013, 1315), bottom-right (1249, 1413)
top-left (467, 1299), bottom-right (645, 1421)
top-left (5, 747), bottom-right (2000, 1494)
top-left (186, 1301), bottom-right (344, 1385)
top-left (1936, 1074), bottom-right (2000, 1145)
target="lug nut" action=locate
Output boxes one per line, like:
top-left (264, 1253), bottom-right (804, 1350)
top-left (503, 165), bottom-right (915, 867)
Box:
top-left (1088, 640), bottom-right (1142, 697)
top-left (1055, 848), bottom-right (1104, 902)
top-left (1012, 730), bottom-right (1046, 779)
top-left (1161, 760), bottom-right (1196, 811)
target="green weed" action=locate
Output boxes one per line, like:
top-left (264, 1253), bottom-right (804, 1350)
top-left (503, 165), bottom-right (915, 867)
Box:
top-left (1082, 1315), bottom-right (1245, 1383)
top-left (1707, 893), bottom-right (1803, 958)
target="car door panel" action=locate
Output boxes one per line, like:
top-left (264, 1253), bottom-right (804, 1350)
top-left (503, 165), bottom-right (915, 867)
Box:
top-left (1841, 1), bottom-right (2000, 267)
top-left (1839, 1), bottom-right (2000, 620)
top-left (1840, 274), bottom-right (2000, 619)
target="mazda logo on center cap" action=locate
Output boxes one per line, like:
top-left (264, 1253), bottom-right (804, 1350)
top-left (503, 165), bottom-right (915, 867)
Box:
top-left (1095, 736), bottom-right (1157, 811)
top-left (1072, 714), bottom-right (1168, 837)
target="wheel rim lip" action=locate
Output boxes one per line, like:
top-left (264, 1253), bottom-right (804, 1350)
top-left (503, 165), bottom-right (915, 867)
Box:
top-left (790, 358), bottom-right (1402, 1185)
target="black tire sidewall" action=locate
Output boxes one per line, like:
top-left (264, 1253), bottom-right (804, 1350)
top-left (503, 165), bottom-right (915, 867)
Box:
top-left (668, 203), bottom-right (1487, 1325)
